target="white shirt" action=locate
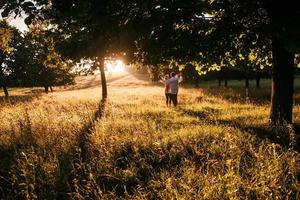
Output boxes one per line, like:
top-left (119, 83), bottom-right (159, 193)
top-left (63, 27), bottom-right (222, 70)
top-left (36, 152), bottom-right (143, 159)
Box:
top-left (163, 75), bottom-right (183, 94)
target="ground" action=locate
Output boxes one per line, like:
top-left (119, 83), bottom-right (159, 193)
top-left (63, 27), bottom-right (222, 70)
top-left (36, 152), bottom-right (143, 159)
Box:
top-left (0, 69), bottom-right (300, 199)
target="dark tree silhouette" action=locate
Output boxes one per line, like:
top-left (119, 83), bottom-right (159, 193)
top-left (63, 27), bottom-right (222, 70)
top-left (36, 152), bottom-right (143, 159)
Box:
top-left (1, 0), bottom-right (300, 124)
top-left (0, 20), bottom-right (23, 97)
top-left (123, 0), bottom-right (300, 124)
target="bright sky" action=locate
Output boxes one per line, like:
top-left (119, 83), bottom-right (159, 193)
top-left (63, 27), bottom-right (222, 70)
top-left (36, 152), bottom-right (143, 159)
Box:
top-left (8, 17), bottom-right (28, 32)
top-left (0, 10), bottom-right (28, 32)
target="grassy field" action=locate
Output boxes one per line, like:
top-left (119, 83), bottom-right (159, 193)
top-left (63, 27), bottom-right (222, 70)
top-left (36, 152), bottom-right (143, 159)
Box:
top-left (0, 71), bottom-right (300, 199)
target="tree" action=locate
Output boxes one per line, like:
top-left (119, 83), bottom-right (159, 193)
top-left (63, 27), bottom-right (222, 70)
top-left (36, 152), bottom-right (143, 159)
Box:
top-left (19, 22), bottom-right (75, 92)
top-left (1, 0), bottom-right (300, 124)
top-left (0, 20), bottom-right (23, 97)
top-left (43, 0), bottom-right (127, 99)
top-left (124, 0), bottom-right (212, 79)
top-left (0, 20), bottom-right (12, 97)
top-left (0, 20), bottom-right (75, 93)
top-left (0, 20), bottom-right (12, 52)
top-left (0, 0), bottom-right (118, 98)
top-left (124, 0), bottom-right (300, 125)
top-left (211, 0), bottom-right (300, 124)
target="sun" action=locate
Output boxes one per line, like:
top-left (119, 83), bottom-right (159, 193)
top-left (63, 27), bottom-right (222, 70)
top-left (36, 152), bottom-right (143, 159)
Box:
top-left (105, 59), bottom-right (125, 73)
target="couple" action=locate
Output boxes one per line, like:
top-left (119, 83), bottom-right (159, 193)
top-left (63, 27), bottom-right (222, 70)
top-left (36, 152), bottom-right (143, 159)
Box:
top-left (160, 72), bottom-right (183, 107)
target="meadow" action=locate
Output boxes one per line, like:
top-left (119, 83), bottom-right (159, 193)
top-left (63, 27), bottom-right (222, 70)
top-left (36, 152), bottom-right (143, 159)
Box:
top-left (0, 71), bottom-right (300, 199)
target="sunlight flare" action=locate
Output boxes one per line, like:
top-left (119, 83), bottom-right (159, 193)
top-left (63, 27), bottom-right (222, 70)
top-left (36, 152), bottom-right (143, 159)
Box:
top-left (105, 59), bottom-right (125, 73)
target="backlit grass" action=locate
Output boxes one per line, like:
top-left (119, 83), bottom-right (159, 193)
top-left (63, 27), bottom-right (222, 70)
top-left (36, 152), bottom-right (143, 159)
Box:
top-left (0, 73), bottom-right (299, 199)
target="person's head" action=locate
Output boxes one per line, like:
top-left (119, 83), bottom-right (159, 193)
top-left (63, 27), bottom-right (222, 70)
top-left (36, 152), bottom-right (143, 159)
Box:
top-left (164, 74), bottom-right (169, 79)
top-left (171, 72), bottom-right (176, 77)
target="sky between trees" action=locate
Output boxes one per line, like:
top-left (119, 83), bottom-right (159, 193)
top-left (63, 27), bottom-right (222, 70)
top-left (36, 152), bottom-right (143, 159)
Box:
top-left (0, 14), bottom-right (27, 32)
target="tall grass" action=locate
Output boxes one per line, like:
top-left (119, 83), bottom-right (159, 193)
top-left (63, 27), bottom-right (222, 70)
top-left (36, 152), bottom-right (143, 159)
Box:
top-left (0, 78), bottom-right (299, 199)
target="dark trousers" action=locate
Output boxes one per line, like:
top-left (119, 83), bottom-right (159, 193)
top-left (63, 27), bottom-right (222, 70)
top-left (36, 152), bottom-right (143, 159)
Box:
top-left (165, 93), bottom-right (172, 106)
top-left (170, 93), bottom-right (178, 107)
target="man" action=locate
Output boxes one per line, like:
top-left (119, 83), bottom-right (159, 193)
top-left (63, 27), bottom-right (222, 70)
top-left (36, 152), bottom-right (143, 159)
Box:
top-left (162, 72), bottom-right (183, 107)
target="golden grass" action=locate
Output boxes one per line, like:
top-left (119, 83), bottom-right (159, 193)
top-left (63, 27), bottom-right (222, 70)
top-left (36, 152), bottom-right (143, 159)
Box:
top-left (0, 72), bottom-right (299, 199)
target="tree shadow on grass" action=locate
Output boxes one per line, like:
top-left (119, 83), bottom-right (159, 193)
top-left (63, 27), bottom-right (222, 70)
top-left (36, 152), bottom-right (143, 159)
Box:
top-left (77, 98), bottom-right (107, 161)
top-left (0, 111), bottom-right (41, 199)
top-left (217, 119), bottom-right (299, 151)
top-left (44, 98), bottom-right (108, 199)
top-left (0, 94), bottom-right (42, 105)
top-left (180, 107), bottom-right (300, 151)
top-left (202, 86), bottom-right (300, 106)
top-left (292, 124), bottom-right (300, 151)
top-left (34, 98), bottom-right (106, 198)
top-left (25, 88), bottom-right (45, 94)
top-left (0, 97), bottom-right (108, 199)
top-left (179, 107), bottom-right (220, 118)
top-left (201, 86), bottom-right (271, 105)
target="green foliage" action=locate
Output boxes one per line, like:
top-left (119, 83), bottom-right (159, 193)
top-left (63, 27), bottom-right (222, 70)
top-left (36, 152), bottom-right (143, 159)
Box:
top-left (0, 21), bottom-right (12, 52)
top-left (0, 18), bottom-right (74, 91)
top-left (44, 0), bottom-right (127, 61)
top-left (1, 0), bottom-right (299, 73)
top-left (1, 0), bottom-right (299, 124)
top-left (0, 20), bottom-right (23, 95)
top-left (17, 22), bottom-right (75, 88)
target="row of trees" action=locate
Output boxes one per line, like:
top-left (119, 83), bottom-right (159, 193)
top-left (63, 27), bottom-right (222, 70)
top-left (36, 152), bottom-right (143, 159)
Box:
top-left (161, 64), bottom-right (272, 88)
top-left (124, 0), bottom-right (299, 124)
top-left (1, 0), bottom-right (300, 125)
top-left (0, 20), bottom-right (74, 97)
top-left (152, 57), bottom-right (299, 88)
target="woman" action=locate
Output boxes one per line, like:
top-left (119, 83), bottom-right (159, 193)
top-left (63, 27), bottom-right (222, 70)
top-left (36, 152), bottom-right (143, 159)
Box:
top-left (161, 72), bottom-right (183, 107)
top-left (160, 74), bottom-right (172, 106)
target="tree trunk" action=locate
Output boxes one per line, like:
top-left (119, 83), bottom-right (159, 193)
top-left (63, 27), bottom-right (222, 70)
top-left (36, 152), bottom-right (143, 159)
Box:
top-left (2, 85), bottom-right (9, 97)
top-left (245, 76), bottom-right (250, 99)
top-left (270, 38), bottom-right (295, 124)
top-left (44, 86), bottom-right (49, 93)
top-left (224, 79), bottom-right (228, 87)
top-left (256, 73), bottom-right (260, 88)
top-left (99, 58), bottom-right (107, 99)
top-left (218, 79), bottom-right (222, 87)
top-left (50, 86), bottom-right (53, 92)
top-left (245, 77), bottom-right (249, 89)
